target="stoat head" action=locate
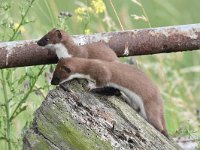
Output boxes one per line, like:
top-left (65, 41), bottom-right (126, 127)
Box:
top-left (51, 58), bottom-right (74, 85)
top-left (37, 28), bottom-right (63, 47)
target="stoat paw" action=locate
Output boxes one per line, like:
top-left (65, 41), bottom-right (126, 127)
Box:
top-left (85, 81), bottom-right (97, 91)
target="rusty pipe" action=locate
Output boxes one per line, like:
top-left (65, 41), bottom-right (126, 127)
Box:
top-left (0, 24), bottom-right (200, 69)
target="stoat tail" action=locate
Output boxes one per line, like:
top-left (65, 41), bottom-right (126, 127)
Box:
top-left (160, 107), bottom-right (169, 138)
top-left (144, 98), bottom-right (169, 138)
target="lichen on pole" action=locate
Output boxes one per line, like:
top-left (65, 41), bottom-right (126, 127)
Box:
top-left (0, 23), bottom-right (200, 69)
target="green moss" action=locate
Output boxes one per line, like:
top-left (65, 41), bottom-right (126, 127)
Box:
top-left (26, 132), bottom-right (55, 150)
top-left (57, 121), bottom-right (112, 150)
top-left (32, 140), bottom-right (52, 150)
top-left (36, 102), bottom-right (112, 150)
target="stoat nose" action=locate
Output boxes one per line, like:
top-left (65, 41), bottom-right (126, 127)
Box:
top-left (37, 39), bottom-right (45, 46)
top-left (51, 76), bottom-right (60, 85)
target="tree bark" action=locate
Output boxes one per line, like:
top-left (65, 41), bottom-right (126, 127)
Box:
top-left (23, 79), bottom-right (180, 150)
top-left (1, 23), bottom-right (200, 69)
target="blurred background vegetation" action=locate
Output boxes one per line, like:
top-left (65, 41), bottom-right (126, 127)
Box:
top-left (0, 0), bottom-right (200, 149)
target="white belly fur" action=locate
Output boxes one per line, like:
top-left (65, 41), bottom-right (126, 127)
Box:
top-left (45, 43), bottom-right (72, 59)
top-left (60, 73), bottom-right (93, 84)
top-left (108, 83), bottom-right (147, 119)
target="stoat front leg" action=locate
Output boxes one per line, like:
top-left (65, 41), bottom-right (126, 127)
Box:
top-left (91, 87), bottom-right (121, 96)
top-left (86, 81), bottom-right (121, 96)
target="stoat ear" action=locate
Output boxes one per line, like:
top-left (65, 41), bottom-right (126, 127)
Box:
top-left (55, 30), bottom-right (62, 39)
top-left (61, 65), bottom-right (71, 73)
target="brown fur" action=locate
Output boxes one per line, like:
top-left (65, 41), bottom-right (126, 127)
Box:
top-left (37, 28), bottom-right (119, 62)
top-left (51, 58), bottom-right (168, 137)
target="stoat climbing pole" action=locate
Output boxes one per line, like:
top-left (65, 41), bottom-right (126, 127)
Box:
top-left (0, 23), bottom-right (200, 69)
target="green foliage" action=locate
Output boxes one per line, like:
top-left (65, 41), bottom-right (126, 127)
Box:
top-left (0, 0), bottom-right (200, 149)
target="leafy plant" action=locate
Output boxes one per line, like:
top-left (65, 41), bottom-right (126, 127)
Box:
top-left (0, 1), bottom-right (48, 149)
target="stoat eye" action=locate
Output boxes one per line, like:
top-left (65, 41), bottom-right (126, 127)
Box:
top-left (45, 37), bottom-right (49, 41)
top-left (61, 66), bottom-right (71, 73)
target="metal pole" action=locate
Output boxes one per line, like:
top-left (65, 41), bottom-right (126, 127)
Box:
top-left (0, 24), bottom-right (200, 69)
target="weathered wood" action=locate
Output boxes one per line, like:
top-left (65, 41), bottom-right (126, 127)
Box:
top-left (23, 79), bottom-right (179, 150)
top-left (1, 23), bottom-right (200, 69)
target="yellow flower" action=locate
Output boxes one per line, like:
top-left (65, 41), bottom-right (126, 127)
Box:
top-left (14, 23), bottom-right (25, 32)
top-left (75, 7), bottom-right (85, 22)
top-left (75, 7), bottom-right (91, 22)
top-left (75, 7), bottom-right (87, 15)
top-left (84, 29), bottom-right (91, 34)
top-left (76, 16), bottom-right (83, 22)
top-left (91, 0), bottom-right (106, 14)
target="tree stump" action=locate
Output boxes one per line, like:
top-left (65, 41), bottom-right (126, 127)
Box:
top-left (23, 79), bottom-right (179, 150)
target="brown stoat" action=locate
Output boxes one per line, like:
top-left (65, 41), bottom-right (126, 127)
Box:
top-left (37, 28), bottom-right (119, 62)
top-left (51, 58), bottom-right (168, 137)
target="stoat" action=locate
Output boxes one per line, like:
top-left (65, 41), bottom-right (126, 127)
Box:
top-left (37, 28), bottom-right (119, 62)
top-left (51, 58), bottom-right (168, 137)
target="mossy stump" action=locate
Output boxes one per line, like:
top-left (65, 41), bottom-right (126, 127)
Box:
top-left (23, 79), bottom-right (179, 150)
